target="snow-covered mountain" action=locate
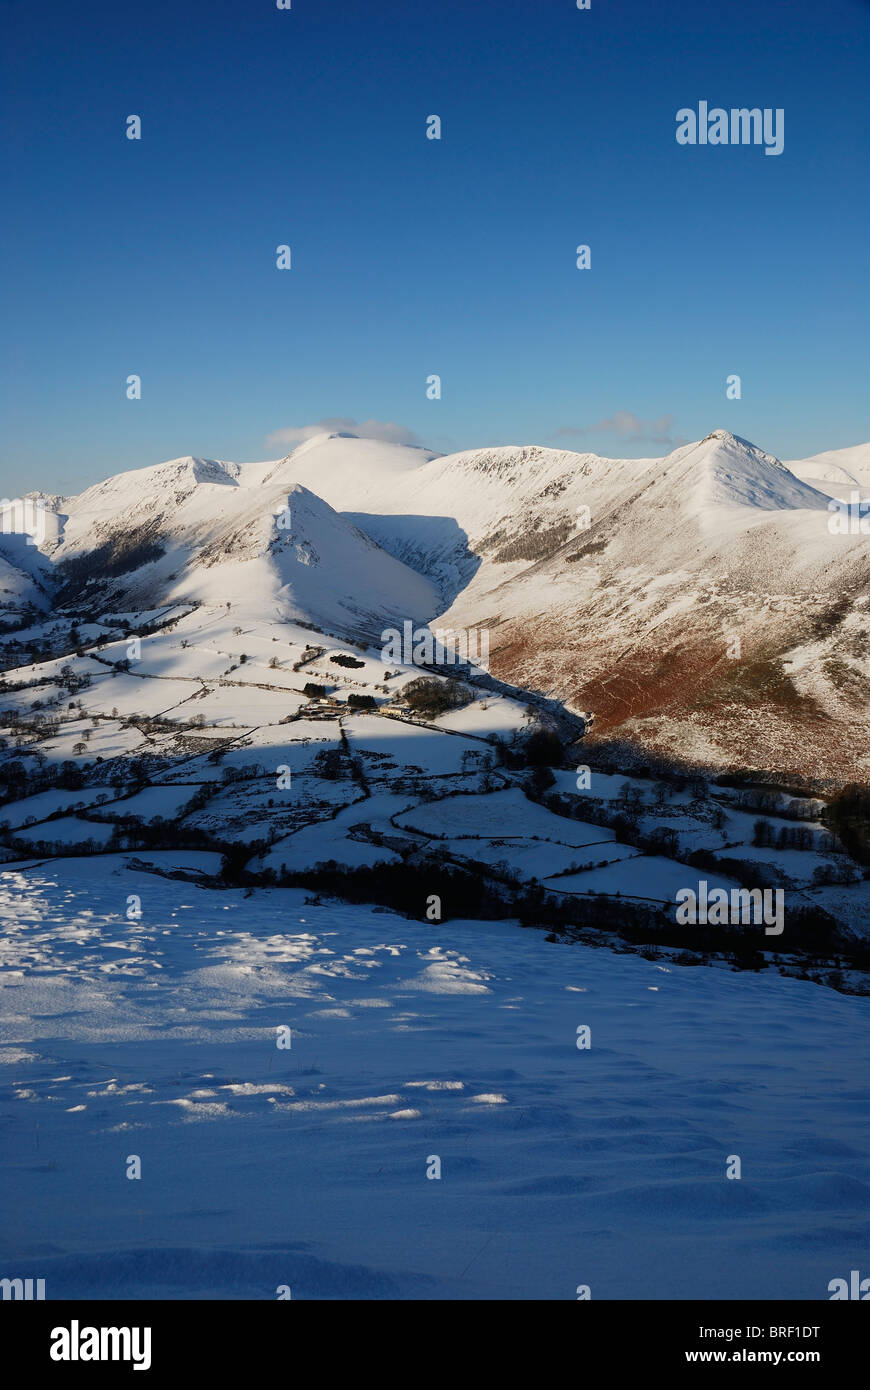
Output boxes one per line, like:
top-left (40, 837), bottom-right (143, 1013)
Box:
top-left (4, 425), bottom-right (868, 782)
top-left (438, 430), bottom-right (870, 783)
top-left (785, 442), bottom-right (870, 500)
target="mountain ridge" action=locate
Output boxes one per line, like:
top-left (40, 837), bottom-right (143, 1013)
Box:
top-left (2, 428), bottom-right (867, 781)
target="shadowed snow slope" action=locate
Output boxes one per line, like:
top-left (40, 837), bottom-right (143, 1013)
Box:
top-left (0, 549), bottom-right (867, 1299)
top-left (1, 857), bottom-right (868, 1299)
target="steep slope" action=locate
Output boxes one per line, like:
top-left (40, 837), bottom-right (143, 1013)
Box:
top-left (437, 431), bottom-right (869, 783)
top-left (46, 449), bottom-right (439, 642)
top-left (54, 456), bottom-right (241, 556)
top-left (0, 496), bottom-right (64, 623)
top-left (188, 482), bottom-right (439, 637)
top-left (0, 533), bottom-right (56, 623)
top-left (661, 431), bottom-right (832, 516)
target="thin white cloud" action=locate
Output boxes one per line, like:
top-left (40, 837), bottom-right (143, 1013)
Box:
top-left (266, 417), bottom-right (422, 451)
top-left (555, 412), bottom-right (684, 448)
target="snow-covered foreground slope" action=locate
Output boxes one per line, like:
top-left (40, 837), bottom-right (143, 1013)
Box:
top-left (1, 854), bottom-right (868, 1300)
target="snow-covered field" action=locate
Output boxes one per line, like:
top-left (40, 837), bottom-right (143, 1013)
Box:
top-left (549, 855), bottom-right (741, 902)
top-left (0, 599), bottom-right (865, 932)
top-left (1, 854), bottom-right (868, 1300)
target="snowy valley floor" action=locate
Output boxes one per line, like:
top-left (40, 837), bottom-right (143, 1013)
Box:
top-left (1, 853), bottom-right (868, 1300)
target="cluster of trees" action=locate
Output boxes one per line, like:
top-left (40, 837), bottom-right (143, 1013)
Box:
top-left (220, 762), bottom-right (265, 784)
top-left (6, 813), bottom-right (228, 860)
top-left (244, 853), bottom-right (860, 970)
top-left (400, 676), bottom-right (473, 719)
top-left (485, 726), bottom-right (564, 773)
top-left (811, 861), bottom-right (862, 886)
top-left (0, 756), bottom-right (95, 803)
top-left (55, 530), bottom-right (166, 597)
top-left (0, 672), bottom-right (58, 695)
top-left (822, 784), bottom-right (870, 865)
top-left (57, 665), bottom-right (92, 695)
top-left (311, 748), bottom-right (344, 780)
top-left (291, 645), bottom-right (324, 671)
top-left (753, 819), bottom-right (832, 852)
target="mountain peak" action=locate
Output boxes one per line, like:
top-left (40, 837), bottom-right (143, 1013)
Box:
top-left (665, 430), bottom-right (830, 515)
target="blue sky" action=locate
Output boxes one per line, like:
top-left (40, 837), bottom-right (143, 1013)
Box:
top-left (1, 0), bottom-right (867, 495)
